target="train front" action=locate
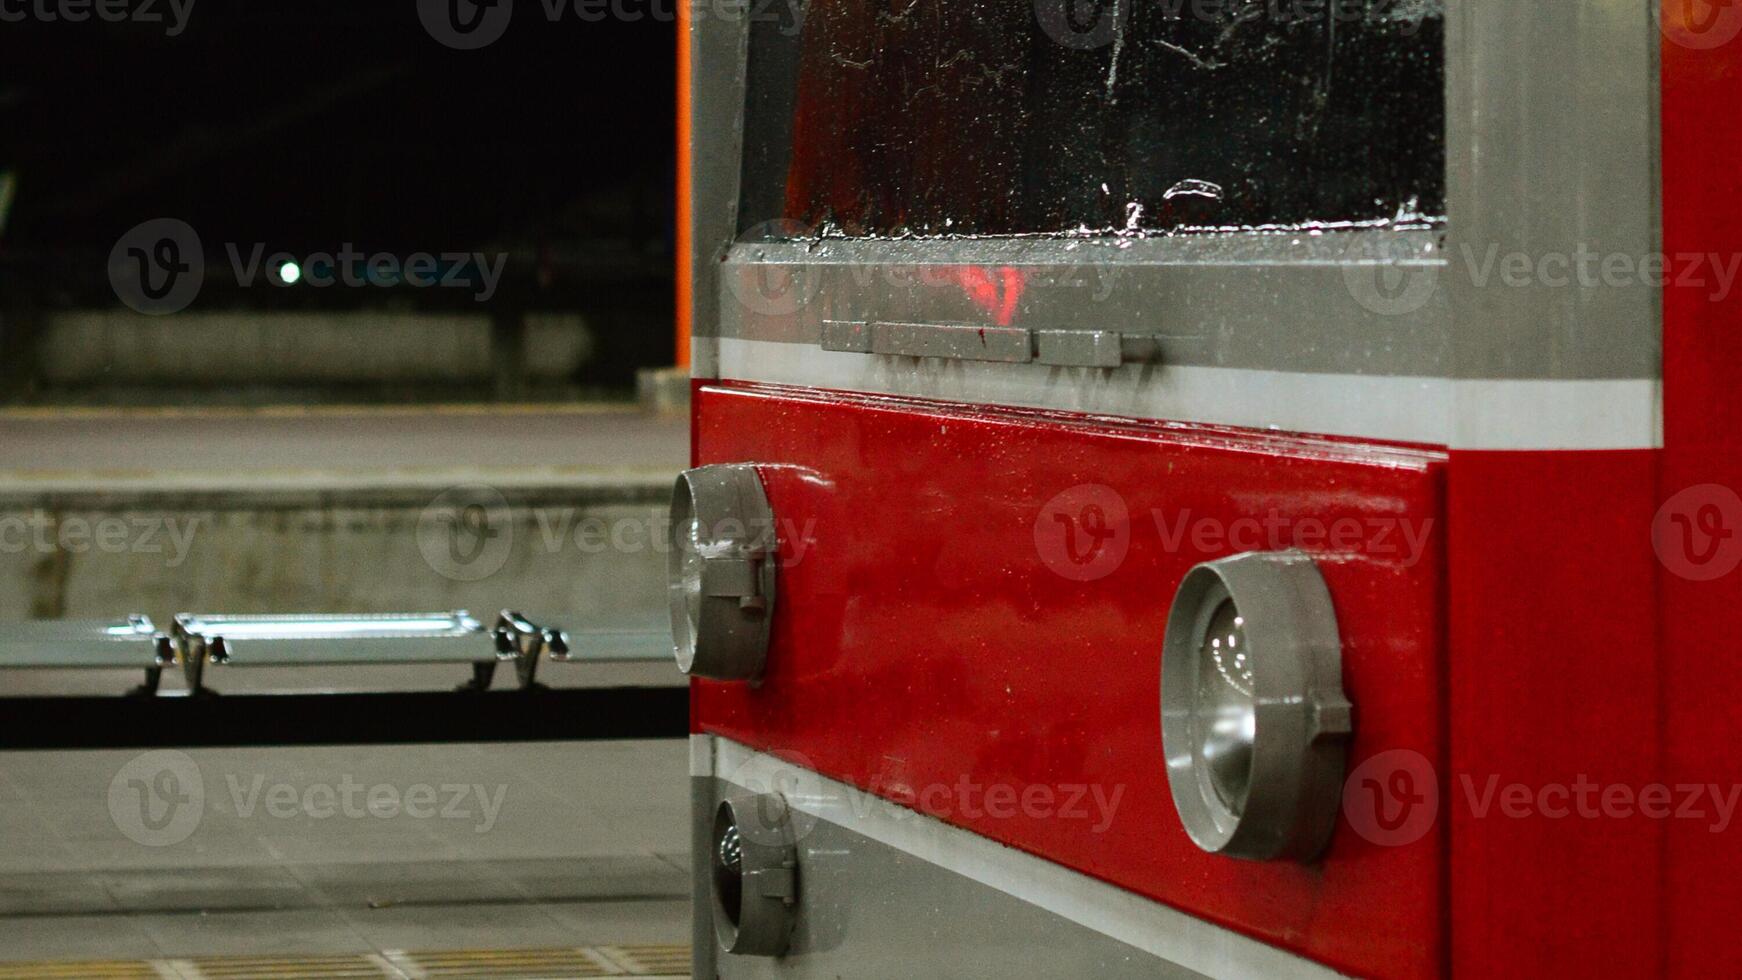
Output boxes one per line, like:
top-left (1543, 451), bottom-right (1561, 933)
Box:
top-left (669, 1), bottom-right (1733, 976)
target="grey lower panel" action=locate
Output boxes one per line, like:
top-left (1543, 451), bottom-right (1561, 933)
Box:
top-left (696, 775), bottom-right (1203, 980)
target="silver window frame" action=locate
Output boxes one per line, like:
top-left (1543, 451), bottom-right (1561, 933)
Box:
top-left (685, 1), bottom-right (1661, 448)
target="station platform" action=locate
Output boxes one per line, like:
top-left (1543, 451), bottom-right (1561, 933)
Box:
top-left (0, 404), bottom-right (687, 686)
top-left (0, 741), bottom-right (691, 974)
top-left (0, 403), bottom-right (686, 481)
top-left (0, 944), bottom-right (689, 979)
top-left (0, 406), bottom-right (695, 971)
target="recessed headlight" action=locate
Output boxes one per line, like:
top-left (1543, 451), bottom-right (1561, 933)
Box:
top-left (1162, 551), bottom-right (1352, 862)
top-left (712, 793), bottom-right (798, 956)
top-left (668, 464), bottom-right (778, 682)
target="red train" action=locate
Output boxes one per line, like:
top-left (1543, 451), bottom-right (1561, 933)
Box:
top-left (671, 1), bottom-right (1742, 976)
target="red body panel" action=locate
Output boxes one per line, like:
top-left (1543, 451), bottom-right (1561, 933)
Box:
top-left (1661, 17), bottom-right (1742, 978)
top-left (1446, 450), bottom-right (1663, 977)
top-left (694, 381), bottom-right (1448, 979)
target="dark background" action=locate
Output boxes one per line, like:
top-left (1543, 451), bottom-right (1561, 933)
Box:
top-left (0, 0), bottom-right (676, 401)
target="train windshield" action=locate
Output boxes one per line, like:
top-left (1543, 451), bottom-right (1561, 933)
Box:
top-left (740, 0), bottom-right (1446, 238)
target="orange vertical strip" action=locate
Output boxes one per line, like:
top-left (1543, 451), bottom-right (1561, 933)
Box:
top-left (674, 0), bottom-right (693, 369)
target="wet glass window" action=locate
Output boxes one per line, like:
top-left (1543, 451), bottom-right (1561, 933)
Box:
top-left (745, 0), bottom-right (1445, 237)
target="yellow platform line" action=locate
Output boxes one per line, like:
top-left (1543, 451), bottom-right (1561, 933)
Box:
top-left (0, 403), bottom-right (641, 422)
top-left (0, 947), bottom-right (690, 980)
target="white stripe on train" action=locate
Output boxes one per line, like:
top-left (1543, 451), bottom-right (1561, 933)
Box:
top-left (702, 337), bottom-right (1662, 451)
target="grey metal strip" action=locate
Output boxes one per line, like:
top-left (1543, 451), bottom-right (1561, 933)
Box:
top-left (724, 336), bottom-right (1445, 443)
top-left (1037, 329), bottom-right (1125, 368)
top-left (688, 0), bottom-right (751, 382)
top-left (713, 338), bottom-right (1660, 449)
top-left (713, 231), bottom-right (1451, 379)
top-left (172, 611), bottom-right (493, 666)
top-left (823, 321), bottom-right (1155, 369)
top-left (871, 322), bottom-right (1033, 363)
top-left (0, 615), bottom-right (166, 668)
top-left (1445, 0), bottom-right (1661, 385)
top-left (818, 319), bottom-right (870, 353)
top-left (550, 627), bottom-right (673, 664)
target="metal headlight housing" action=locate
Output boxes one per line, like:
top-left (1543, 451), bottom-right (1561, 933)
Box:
top-left (1161, 550), bottom-right (1352, 862)
top-left (711, 792), bottom-right (798, 957)
top-left (668, 464), bottom-right (778, 682)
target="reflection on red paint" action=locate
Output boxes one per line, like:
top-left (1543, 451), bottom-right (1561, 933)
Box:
top-left (695, 382), bottom-right (1448, 979)
top-left (943, 265), bottom-right (1025, 326)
